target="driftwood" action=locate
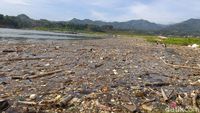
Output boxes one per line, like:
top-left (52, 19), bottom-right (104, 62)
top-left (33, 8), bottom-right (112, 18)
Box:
top-left (0, 57), bottom-right (53, 62)
top-left (141, 104), bottom-right (153, 112)
top-left (40, 95), bottom-right (62, 105)
top-left (29, 69), bottom-right (63, 79)
top-left (95, 101), bottom-right (112, 111)
top-left (17, 95), bottom-right (63, 107)
top-left (0, 72), bottom-right (6, 76)
top-left (190, 80), bottom-right (200, 86)
top-left (0, 99), bottom-right (10, 112)
top-left (148, 87), bottom-right (162, 96)
top-left (161, 88), bottom-right (168, 102)
top-left (141, 98), bottom-right (156, 105)
top-left (18, 101), bottom-right (37, 106)
top-left (191, 91), bottom-right (199, 109)
top-left (18, 95), bottom-right (73, 107)
top-left (122, 104), bottom-right (137, 112)
top-left (12, 69), bottom-right (63, 80)
top-left (2, 50), bottom-right (17, 53)
top-left (58, 95), bottom-right (74, 107)
top-left (144, 82), bottom-right (170, 87)
top-left (160, 57), bottom-right (200, 70)
top-left (11, 76), bottom-right (27, 80)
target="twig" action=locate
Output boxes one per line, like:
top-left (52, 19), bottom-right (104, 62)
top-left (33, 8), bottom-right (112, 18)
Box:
top-left (148, 87), bottom-right (162, 96)
top-left (160, 57), bottom-right (200, 70)
top-left (141, 98), bottom-right (156, 105)
top-left (141, 104), bottom-right (153, 112)
top-left (0, 57), bottom-right (53, 62)
top-left (168, 89), bottom-right (174, 99)
top-left (0, 72), bottom-right (6, 76)
top-left (12, 69), bottom-right (63, 80)
top-left (95, 101), bottom-right (112, 111)
top-left (190, 80), bottom-right (200, 86)
top-left (58, 95), bottom-right (74, 107)
top-left (11, 76), bottom-right (26, 80)
top-left (18, 101), bottom-right (37, 105)
top-left (191, 91), bottom-right (198, 108)
top-left (2, 49), bottom-right (17, 53)
top-left (29, 69), bottom-right (63, 79)
top-left (39, 95), bottom-right (61, 105)
top-left (144, 82), bottom-right (170, 87)
top-left (161, 88), bottom-right (168, 102)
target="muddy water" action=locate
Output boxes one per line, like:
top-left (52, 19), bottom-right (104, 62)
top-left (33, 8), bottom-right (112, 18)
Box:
top-left (0, 28), bottom-right (100, 40)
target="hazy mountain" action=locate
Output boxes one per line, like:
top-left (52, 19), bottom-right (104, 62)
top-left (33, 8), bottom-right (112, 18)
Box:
top-left (70, 18), bottom-right (113, 27)
top-left (69, 18), bottom-right (166, 31)
top-left (159, 19), bottom-right (200, 36)
top-left (17, 14), bottom-right (32, 21)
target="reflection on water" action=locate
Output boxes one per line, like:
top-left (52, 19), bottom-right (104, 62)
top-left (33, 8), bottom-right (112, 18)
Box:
top-left (0, 28), bottom-right (100, 40)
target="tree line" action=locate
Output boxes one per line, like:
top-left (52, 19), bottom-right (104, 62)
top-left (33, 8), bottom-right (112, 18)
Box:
top-left (0, 14), bottom-right (113, 32)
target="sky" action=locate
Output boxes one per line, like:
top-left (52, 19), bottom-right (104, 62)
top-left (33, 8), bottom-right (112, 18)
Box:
top-left (0, 0), bottom-right (200, 24)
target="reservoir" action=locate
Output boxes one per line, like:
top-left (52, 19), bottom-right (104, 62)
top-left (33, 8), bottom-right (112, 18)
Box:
top-left (0, 28), bottom-right (100, 40)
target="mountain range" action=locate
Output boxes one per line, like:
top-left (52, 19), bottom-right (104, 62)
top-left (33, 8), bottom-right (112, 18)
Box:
top-left (69, 18), bottom-right (166, 31)
top-left (1, 14), bottom-right (200, 36)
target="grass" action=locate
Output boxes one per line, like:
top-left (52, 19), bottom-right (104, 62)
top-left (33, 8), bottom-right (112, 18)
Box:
top-left (32, 27), bottom-right (108, 37)
top-left (144, 36), bottom-right (200, 46)
top-left (163, 38), bottom-right (200, 46)
top-left (31, 27), bottom-right (200, 47)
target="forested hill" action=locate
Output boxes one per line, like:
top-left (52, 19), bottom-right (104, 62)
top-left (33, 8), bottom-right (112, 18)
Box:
top-left (1, 14), bottom-right (200, 36)
top-left (69, 18), bottom-right (165, 31)
top-left (157, 19), bottom-right (200, 36)
top-left (0, 14), bottom-right (164, 31)
top-left (0, 14), bottom-right (114, 32)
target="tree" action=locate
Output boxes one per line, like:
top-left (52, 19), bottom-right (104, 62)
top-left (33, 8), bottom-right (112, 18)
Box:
top-left (86, 24), bottom-right (103, 32)
top-left (101, 25), bottom-right (113, 31)
top-left (0, 14), bottom-right (3, 20)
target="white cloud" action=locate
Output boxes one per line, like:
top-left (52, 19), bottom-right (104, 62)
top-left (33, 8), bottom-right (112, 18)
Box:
top-left (87, 0), bottom-right (117, 8)
top-left (2, 0), bottom-right (31, 5)
top-left (112, 0), bottom-right (200, 24)
top-left (128, 2), bottom-right (176, 23)
top-left (90, 10), bottom-right (107, 20)
top-left (1, 0), bottom-right (200, 24)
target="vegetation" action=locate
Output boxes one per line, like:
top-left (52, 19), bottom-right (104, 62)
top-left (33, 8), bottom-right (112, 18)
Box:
top-left (0, 14), bottom-right (114, 33)
top-left (1, 14), bottom-right (200, 46)
top-left (145, 36), bottom-right (200, 46)
top-left (158, 19), bottom-right (200, 36)
top-left (1, 14), bottom-right (200, 37)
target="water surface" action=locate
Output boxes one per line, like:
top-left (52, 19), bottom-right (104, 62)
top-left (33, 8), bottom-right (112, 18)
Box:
top-left (0, 28), bottom-right (99, 40)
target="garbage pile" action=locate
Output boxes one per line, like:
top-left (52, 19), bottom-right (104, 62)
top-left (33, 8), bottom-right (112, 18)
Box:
top-left (0, 38), bottom-right (199, 113)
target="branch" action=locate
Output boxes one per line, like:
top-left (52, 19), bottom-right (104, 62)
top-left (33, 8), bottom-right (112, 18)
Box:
top-left (12, 69), bottom-right (63, 80)
top-left (160, 57), bottom-right (200, 70)
top-left (0, 57), bottom-right (53, 62)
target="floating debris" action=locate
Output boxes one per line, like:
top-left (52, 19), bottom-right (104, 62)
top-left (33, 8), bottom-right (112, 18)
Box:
top-left (0, 37), bottom-right (199, 112)
top-left (0, 99), bottom-right (10, 112)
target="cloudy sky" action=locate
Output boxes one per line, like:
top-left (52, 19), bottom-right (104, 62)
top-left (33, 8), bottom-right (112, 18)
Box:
top-left (0, 0), bottom-right (200, 24)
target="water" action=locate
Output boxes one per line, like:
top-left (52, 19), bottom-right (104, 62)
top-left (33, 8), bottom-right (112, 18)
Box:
top-left (0, 28), bottom-right (99, 40)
